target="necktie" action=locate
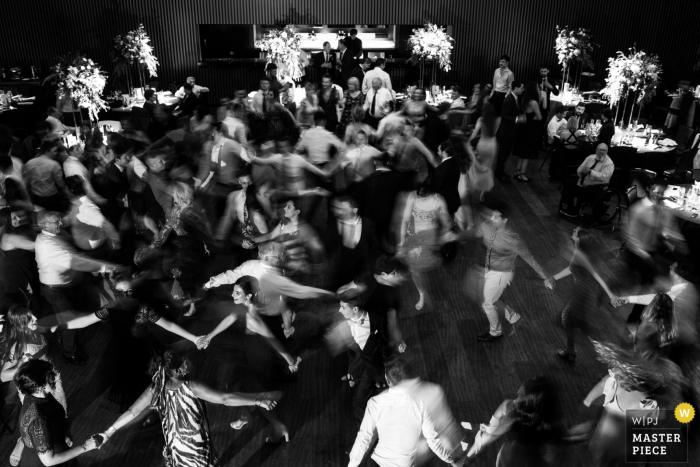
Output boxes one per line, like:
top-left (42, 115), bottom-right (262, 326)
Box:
top-left (325, 53), bottom-right (328, 63)
top-left (371, 92), bottom-right (376, 117)
top-left (580, 160), bottom-right (600, 186)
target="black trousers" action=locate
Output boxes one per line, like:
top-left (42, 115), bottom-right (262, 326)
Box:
top-left (495, 134), bottom-right (515, 178)
top-left (559, 179), bottom-right (603, 215)
top-left (490, 91), bottom-right (507, 115)
top-left (41, 284), bottom-right (81, 357)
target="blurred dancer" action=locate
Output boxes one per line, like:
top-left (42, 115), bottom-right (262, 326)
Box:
top-left (397, 180), bottom-right (453, 310)
top-left (457, 206), bottom-right (555, 341)
top-left (348, 357), bottom-right (460, 467)
top-left (197, 276), bottom-right (297, 442)
top-left (98, 351), bottom-right (279, 466)
top-left (466, 376), bottom-right (568, 466)
top-left (552, 228), bottom-right (615, 360)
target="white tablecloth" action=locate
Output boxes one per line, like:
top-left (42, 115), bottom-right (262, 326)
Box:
top-left (611, 128), bottom-right (675, 153)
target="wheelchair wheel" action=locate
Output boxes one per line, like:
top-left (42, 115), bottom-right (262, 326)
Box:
top-left (579, 188), bottom-right (623, 225)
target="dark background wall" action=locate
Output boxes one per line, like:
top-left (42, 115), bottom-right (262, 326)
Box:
top-left (3, 0), bottom-right (700, 103)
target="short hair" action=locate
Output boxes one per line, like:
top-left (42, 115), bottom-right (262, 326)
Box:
top-left (338, 287), bottom-right (364, 308)
top-left (338, 39), bottom-right (346, 47)
top-left (539, 64), bottom-right (549, 70)
top-left (258, 241), bottom-right (283, 258)
top-left (260, 77), bottom-right (271, 85)
top-left (385, 357), bottom-right (414, 385)
top-left (511, 80), bottom-right (523, 90)
top-left (452, 85), bottom-right (461, 93)
top-left (335, 195), bottom-right (358, 209)
top-left (438, 140), bottom-right (454, 157)
top-left (267, 63), bottom-right (278, 71)
top-left (322, 74), bottom-right (333, 82)
top-left (46, 106), bottom-right (58, 116)
top-left (554, 105), bottom-right (566, 115)
top-left (648, 177), bottom-right (669, 192)
top-left (40, 137), bottom-right (59, 154)
top-left (322, 41), bottom-right (330, 47)
top-left (183, 83), bottom-right (193, 91)
top-left (374, 254), bottom-right (406, 276)
top-left (212, 121), bottom-right (229, 136)
top-left (362, 57), bottom-right (372, 65)
top-left (144, 89), bottom-right (155, 101)
top-left (37, 210), bottom-right (60, 227)
top-left (313, 110), bottom-right (327, 124)
top-left (347, 77), bottom-right (361, 89)
top-left (144, 150), bottom-right (165, 164)
top-left (499, 54), bottom-right (510, 62)
top-left (576, 101), bottom-right (586, 108)
top-left (14, 360), bottom-right (57, 396)
top-left (375, 58), bottom-right (386, 68)
top-left (350, 28), bottom-right (358, 35)
top-left (65, 175), bottom-right (86, 196)
top-left (305, 82), bottom-right (318, 93)
top-left (602, 108), bottom-right (613, 119)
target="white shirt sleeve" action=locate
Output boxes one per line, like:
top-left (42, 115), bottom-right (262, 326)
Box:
top-left (348, 402), bottom-right (378, 467)
top-left (420, 401), bottom-right (455, 464)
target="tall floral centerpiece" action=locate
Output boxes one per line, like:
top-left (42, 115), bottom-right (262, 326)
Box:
top-left (601, 47), bottom-right (662, 125)
top-left (407, 23), bottom-right (454, 88)
top-left (255, 25), bottom-right (304, 81)
top-left (112, 24), bottom-right (159, 96)
top-left (555, 26), bottom-right (595, 92)
top-left (44, 52), bottom-right (108, 124)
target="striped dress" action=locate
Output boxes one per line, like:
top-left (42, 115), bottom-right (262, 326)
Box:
top-left (157, 381), bottom-right (218, 467)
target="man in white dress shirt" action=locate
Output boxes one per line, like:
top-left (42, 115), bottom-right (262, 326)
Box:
top-left (348, 358), bottom-right (461, 467)
top-left (546, 106), bottom-right (567, 144)
top-left (363, 78), bottom-right (394, 129)
top-left (174, 76), bottom-right (210, 99)
top-left (45, 106), bottom-right (75, 135)
top-left (362, 58), bottom-right (392, 94)
top-left (35, 210), bottom-right (118, 365)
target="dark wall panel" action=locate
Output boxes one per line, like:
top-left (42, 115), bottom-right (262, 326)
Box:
top-left (3, 0), bottom-right (699, 104)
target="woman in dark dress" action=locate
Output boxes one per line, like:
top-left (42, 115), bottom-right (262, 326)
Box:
top-left (15, 360), bottom-right (98, 467)
top-left (552, 228), bottom-right (615, 360)
top-left (337, 77), bottom-right (365, 139)
top-left (0, 210), bottom-right (40, 313)
top-left (513, 81), bottom-right (542, 182)
top-left (98, 351), bottom-right (278, 467)
top-left (317, 75), bottom-right (340, 134)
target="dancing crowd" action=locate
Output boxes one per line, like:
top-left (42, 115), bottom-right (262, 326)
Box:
top-left (0, 50), bottom-right (697, 467)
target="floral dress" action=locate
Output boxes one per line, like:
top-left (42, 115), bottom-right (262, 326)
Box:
top-left (19, 394), bottom-right (70, 467)
top-left (337, 91), bottom-right (366, 139)
top-left (11, 335), bottom-right (67, 413)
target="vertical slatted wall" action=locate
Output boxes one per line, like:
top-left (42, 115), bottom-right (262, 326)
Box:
top-left (3, 0), bottom-right (699, 103)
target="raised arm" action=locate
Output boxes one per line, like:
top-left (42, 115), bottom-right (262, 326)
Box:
top-left (189, 380), bottom-right (278, 409)
top-left (196, 313), bottom-right (238, 349)
top-left (246, 314), bottom-right (298, 369)
top-left (156, 317), bottom-right (202, 345)
top-left (52, 313), bottom-right (102, 332)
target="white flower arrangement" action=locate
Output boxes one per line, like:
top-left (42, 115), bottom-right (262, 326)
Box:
top-left (255, 25), bottom-right (304, 81)
top-left (601, 47), bottom-right (663, 108)
top-left (407, 23), bottom-right (454, 72)
top-left (113, 24), bottom-right (159, 77)
top-left (50, 54), bottom-right (108, 122)
top-left (555, 26), bottom-right (595, 70)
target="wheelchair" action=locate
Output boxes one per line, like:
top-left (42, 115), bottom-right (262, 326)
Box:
top-left (561, 169), bottom-right (630, 229)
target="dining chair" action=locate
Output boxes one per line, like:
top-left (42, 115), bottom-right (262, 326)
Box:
top-left (675, 125), bottom-right (694, 151)
top-left (645, 151), bottom-right (675, 177)
top-left (608, 146), bottom-right (638, 171)
top-left (663, 148), bottom-right (696, 183)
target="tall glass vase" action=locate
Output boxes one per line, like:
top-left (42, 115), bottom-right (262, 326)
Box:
top-left (419, 59), bottom-right (425, 89)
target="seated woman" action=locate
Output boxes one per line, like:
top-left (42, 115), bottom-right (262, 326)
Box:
top-left (558, 116), bottom-right (581, 150)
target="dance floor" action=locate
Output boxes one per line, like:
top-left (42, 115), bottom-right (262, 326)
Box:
top-left (0, 156), bottom-right (697, 466)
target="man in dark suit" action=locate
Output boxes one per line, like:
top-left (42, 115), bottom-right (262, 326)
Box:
top-left (566, 101), bottom-right (589, 129)
top-left (337, 287), bottom-right (389, 424)
top-left (364, 153), bottom-right (403, 253)
top-left (176, 83), bottom-right (199, 117)
top-left (351, 57), bottom-right (372, 87)
top-left (431, 141), bottom-right (461, 215)
top-left (597, 108), bottom-right (615, 147)
top-left (344, 28), bottom-right (363, 61)
top-left (328, 195), bottom-right (377, 290)
top-left (336, 39), bottom-right (355, 88)
top-left (538, 64), bottom-right (559, 115)
top-left (313, 41), bottom-right (336, 82)
top-left (94, 134), bottom-right (132, 227)
top-left (495, 81), bottom-right (525, 183)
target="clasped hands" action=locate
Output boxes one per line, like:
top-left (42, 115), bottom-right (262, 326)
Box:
top-left (610, 296), bottom-right (628, 307)
top-left (543, 276), bottom-right (556, 290)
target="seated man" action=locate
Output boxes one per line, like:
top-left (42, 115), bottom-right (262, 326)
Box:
top-left (174, 76), bottom-right (210, 99)
top-left (565, 101), bottom-right (589, 129)
top-left (559, 143), bottom-right (614, 217)
top-left (546, 105), bottom-right (567, 144)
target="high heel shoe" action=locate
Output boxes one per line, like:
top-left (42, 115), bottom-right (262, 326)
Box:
top-left (518, 173), bottom-right (530, 182)
top-left (557, 349), bottom-right (577, 361)
top-left (415, 292), bottom-right (425, 310)
top-left (230, 413), bottom-right (250, 430)
top-left (265, 427), bottom-right (289, 444)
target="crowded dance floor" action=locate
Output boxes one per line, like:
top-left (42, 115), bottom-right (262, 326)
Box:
top-left (0, 4), bottom-right (699, 467)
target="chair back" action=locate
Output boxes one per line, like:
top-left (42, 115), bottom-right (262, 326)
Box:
top-left (449, 111), bottom-right (470, 131)
top-left (676, 125), bottom-right (694, 151)
top-left (645, 151), bottom-right (674, 176)
top-left (629, 168), bottom-right (656, 199)
top-left (608, 146), bottom-right (638, 170)
top-left (693, 169), bottom-right (700, 182)
top-left (674, 149), bottom-right (697, 175)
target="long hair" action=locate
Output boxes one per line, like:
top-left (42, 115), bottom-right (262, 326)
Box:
top-left (148, 351), bottom-right (188, 406)
top-left (521, 81), bottom-right (540, 111)
top-left (593, 340), bottom-right (667, 394)
top-left (1, 305), bottom-right (40, 364)
top-left (511, 376), bottom-right (555, 429)
top-left (171, 181), bottom-right (193, 207)
top-left (480, 102), bottom-right (497, 138)
top-left (244, 184), bottom-right (263, 214)
top-left (641, 294), bottom-right (676, 348)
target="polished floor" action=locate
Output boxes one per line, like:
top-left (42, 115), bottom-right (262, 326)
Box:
top-left (0, 155), bottom-right (697, 467)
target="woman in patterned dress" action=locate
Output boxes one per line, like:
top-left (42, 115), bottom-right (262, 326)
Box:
top-left (1, 306), bottom-right (68, 466)
top-left (397, 180), bottom-right (453, 310)
top-left (14, 360), bottom-right (98, 467)
top-left (98, 351), bottom-right (279, 467)
top-left (337, 77), bottom-right (366, 140)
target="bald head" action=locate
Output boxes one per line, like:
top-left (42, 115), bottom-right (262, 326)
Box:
top-left (372, 78), bottom-right (382, 91)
